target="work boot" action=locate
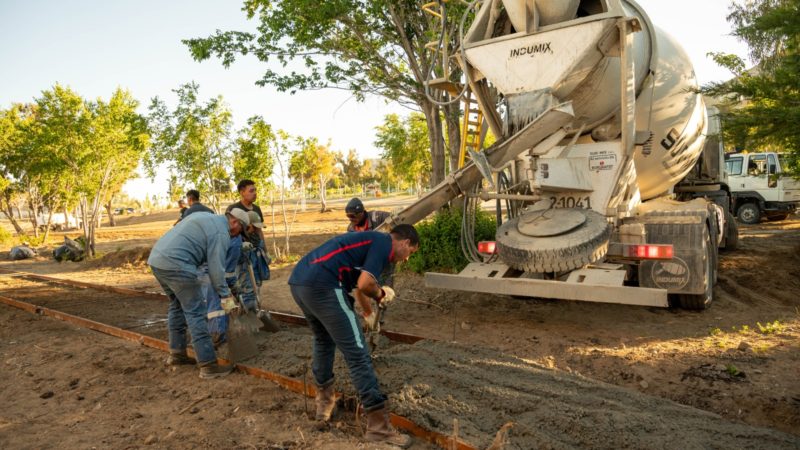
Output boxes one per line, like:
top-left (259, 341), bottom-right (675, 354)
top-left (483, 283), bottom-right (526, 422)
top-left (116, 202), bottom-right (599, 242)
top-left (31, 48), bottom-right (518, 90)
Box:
top-left (365, 406), bottom-right (412, 448)
top-left (166, 352), bottom-right (194, 366)
top-left (198, 361), bottom-right (234, 379)
top-left (315, 383), bottom-right (337, 421)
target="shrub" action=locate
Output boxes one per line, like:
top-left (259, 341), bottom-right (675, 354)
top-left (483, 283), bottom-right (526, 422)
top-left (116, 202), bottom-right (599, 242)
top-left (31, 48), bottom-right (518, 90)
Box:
top-left (405, 207), bottom-right (496, 274)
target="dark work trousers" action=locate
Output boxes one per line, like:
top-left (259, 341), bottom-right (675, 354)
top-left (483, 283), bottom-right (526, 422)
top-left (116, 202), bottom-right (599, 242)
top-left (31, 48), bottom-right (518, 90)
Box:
top-left (289, 284), bottom-right (387, 412)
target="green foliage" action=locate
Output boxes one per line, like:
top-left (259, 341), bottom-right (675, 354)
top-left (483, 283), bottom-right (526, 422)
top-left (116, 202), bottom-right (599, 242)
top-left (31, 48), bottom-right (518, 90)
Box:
top-left (709, 327), bottom-right (723, 336)
top-left (0, 85), bottom-right (149, 248)
top-left (234, 115), bottom-right (277, 195)
top-left (756, 320), bottom-right (784, 334)
top-left (702, 0), bottom-right (800, 163)
top-left (725, 364), bottom-right (741, 376)
top-left (183, 0), bottom-right (475, 187)
top-left (0, 226), bottom-right (11, 245)
top-left (147, 82), bottom-right (234, 212)
top-left (374, 113), bottom-right (431, 193)
top-left (288, 137), bottom-right (338, 211)
top-left (405, 207), bottom-right (496, 274)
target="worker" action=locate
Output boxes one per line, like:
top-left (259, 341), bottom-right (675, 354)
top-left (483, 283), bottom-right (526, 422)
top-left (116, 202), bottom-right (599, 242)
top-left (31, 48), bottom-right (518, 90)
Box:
top-left (147, 209), bottom-right (251, 379)
top-left (345, 197), bottom-right (395, 288)
top-left (345, 197), bottom-right (390, 232)
top-left (180, 189), bottom-right (214, 221)
top-left (227, 179), bottom-right (264, 242)
top-left (173, 199), bottom-right (187, 226)
top-left (288, 224), bottom-right (419, 448)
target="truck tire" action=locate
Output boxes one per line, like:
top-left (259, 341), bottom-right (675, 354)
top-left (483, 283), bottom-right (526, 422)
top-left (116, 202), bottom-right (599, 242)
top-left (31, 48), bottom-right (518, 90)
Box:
top-left (496, 208), bottom-right (611, 272)
top-left (722, 210), bottom-right (738, 251)
top-left (678, 226), bottom-right (714, 310)
top-left (736, 202), bottom-right (760, 224)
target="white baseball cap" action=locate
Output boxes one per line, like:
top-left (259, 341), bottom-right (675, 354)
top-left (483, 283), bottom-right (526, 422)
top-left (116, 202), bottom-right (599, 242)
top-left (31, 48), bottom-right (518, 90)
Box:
top-left (247, 211), bottom-right (263, 229)
top-left (226, 208), bottom-right (251, 229)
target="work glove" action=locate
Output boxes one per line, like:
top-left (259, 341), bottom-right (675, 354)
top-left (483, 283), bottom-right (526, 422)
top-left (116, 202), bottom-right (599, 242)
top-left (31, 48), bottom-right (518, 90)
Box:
top-left (220, 296), bottom-right (239, 314)
top-left (364, 302), bottom-right (380, 331)
top-left (378, 286), bottom-right (396, 305)
top-left (241, 241), bottom-right (253, 252)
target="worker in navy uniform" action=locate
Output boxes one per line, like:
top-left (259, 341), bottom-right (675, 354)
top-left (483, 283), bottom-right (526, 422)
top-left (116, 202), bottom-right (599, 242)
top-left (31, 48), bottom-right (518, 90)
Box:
top-left (288, 224), bottom-right (419, 448)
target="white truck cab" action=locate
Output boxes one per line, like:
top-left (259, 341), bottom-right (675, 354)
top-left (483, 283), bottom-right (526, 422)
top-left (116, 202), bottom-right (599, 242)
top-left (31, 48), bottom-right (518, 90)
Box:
top-left (726, 152), bottom-right (800, 223)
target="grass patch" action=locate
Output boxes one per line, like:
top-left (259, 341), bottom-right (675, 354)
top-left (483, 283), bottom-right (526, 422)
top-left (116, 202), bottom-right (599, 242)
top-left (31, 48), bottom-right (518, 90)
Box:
top-left (756, 320), bottom-right (784, 335)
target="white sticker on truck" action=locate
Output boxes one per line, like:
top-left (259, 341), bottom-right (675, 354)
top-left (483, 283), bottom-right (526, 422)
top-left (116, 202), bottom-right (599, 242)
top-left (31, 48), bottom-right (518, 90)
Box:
top-left (589, 152), bottom-right (617, 171)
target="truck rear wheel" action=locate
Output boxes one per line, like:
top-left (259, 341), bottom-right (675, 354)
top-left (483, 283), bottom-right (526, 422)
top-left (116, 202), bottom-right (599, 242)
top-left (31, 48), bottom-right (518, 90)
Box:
top-left (678, 226), bottom-right (715, 310)
top-left (736, 202), bottom-right (760, 224)
top-left (496, 208), bottom-right (611, 273)
top-left (722, 210), bottom-right (738, 251)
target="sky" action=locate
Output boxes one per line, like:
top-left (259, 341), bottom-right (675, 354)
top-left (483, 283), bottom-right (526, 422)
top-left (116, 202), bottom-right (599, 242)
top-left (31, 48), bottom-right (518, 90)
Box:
top-left (0, 0), bottom-right (749, 201)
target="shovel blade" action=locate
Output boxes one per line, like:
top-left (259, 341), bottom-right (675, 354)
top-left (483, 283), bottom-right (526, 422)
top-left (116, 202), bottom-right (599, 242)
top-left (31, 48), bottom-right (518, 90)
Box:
top-left (257, 310), bottom-right (281, 333)
top-left (227, 314), bottom-right (260, 362)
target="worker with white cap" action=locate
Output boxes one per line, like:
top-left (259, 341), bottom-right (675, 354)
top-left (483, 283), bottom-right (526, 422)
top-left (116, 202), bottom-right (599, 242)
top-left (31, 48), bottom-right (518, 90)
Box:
top-left (147, 209), bottom-right (250, 378)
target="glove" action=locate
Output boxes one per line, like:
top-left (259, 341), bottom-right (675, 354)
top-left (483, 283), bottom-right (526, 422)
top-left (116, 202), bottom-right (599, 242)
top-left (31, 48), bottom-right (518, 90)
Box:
top-left (220, 296), bottom-right (239, 314)
top-left (241, 241), bottom-right (253, 252)
top-left (378, 286), bottom-right (396, 305)
top-left (364, 306), bottom-right (380, 331)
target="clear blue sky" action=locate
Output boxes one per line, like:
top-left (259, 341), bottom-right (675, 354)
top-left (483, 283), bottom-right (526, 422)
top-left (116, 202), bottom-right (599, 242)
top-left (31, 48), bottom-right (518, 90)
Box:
top-left (0, 0), bottom-right (747, 201)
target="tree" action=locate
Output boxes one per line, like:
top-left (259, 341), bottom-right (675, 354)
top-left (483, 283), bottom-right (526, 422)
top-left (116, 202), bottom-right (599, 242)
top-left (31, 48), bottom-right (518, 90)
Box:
top-left (183, 0), bottom-right (473, 188)
top-left (148, 82), bottom-right (234, 212)
top-left (337, 149), bottom-right (366, 191)
top-left (234, 116), bottom-right (276, 195)
top-left (289, 137), bottom-right (338, 212)
top-left (81, 89), bottom-right (149, 244)
top-left (0, 103), bottom-right (37, 235)
top-left (375, 112), bottom-right (431, 195)
top-left (0, 86), bottom-right (148, 251)
top-left (703, 0), bottom-right (800, 169)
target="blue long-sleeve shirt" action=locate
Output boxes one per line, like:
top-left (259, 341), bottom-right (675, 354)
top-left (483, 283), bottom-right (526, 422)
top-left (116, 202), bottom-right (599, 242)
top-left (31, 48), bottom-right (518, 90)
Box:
top-left (148, 212), bottom-right (232, 297)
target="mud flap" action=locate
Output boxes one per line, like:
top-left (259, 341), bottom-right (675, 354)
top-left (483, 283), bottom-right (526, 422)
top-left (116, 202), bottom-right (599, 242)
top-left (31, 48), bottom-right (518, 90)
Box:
top-left (637, 216), bottom-right (708, 295)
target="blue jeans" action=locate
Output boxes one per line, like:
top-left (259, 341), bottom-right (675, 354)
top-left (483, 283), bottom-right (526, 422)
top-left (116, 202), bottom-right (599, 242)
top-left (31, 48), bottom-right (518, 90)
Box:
top-left (151, 266), bottom-right (217, 364)
top-left (290, 284), bottom-right (387, 412)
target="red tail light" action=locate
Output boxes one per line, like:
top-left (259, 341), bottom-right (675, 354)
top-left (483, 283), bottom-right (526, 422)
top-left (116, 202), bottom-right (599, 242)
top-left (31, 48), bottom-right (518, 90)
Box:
top-left (477, 241), bottom-right (497, 254)
top-left (623, 244), bottom-right (673, 260)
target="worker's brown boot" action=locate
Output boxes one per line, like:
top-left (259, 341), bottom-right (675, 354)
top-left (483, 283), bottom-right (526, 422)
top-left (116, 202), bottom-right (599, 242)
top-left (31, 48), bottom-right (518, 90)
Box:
top-left (365, 406), bottom-right (412, 448)
top-left (166, 351), bottom-right (194, 366)
top-left (314, 383), bottom-right (337, 421)
top-left (198, 361), bottom-right (234, 379)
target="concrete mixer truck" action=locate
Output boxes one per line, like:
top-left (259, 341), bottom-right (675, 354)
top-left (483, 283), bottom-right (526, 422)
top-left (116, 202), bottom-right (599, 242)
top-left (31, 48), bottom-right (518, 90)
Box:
top-left (377, 0), bottom-right (738, 309)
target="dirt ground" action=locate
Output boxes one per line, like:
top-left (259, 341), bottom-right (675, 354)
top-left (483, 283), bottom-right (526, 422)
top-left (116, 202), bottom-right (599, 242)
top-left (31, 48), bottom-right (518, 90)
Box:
top-left (1, 198), bottom-right (799, 448)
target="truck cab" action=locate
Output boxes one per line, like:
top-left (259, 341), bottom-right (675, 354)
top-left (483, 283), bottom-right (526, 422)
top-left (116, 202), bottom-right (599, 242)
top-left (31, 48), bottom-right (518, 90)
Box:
top-left (726, 152), bottom-right (800, 224)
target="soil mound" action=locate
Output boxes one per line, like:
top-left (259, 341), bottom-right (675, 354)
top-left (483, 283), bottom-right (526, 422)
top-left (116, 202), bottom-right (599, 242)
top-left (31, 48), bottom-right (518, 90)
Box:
top-left (89, 246), bottom-right (151, 268)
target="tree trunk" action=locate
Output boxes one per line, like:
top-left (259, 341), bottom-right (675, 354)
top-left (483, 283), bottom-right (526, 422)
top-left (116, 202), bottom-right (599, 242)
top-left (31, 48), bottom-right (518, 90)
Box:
top-left (444, 102), bottom-right (462, 174)
top-left (270, 190), bottom-right (279, 259)
top-left (105, 198), bottom-right (116, 227)
top-left (299, 175), bottom-right (307, 212)
top-left (319, 176), bottom-right (327, 212)
top-left (422, 101), bottom-right (446, 188)
top-left (28, 198), bottom-right (40, 238)
top-left (41, 208), bottom-right (54, 244)
top-left (1, 195), bottom-right (24, 234)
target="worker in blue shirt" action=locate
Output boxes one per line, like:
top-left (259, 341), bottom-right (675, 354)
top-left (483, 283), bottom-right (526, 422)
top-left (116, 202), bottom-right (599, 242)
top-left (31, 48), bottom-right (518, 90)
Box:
top-left (148, 209), bottom-right (251, 379)
top-left (288, 224), bottom-right (419, 448)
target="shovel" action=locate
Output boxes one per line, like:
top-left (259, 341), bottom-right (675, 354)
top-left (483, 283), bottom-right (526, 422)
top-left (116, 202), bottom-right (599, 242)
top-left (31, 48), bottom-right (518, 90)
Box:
top-left (224, 294), bottom-right (261, 362)
top-left (244, 257), bottom-right (281, 333)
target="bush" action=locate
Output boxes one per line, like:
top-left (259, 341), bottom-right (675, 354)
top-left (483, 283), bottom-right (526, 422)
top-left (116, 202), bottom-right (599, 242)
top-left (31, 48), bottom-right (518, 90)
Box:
top-left (405, 207), bottom-right (496, 274)
top-left (0, 226), bottom-right (11, 246)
